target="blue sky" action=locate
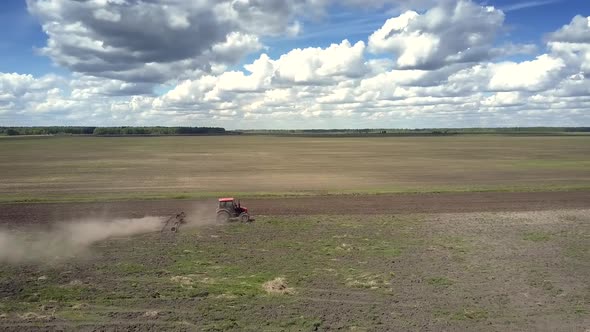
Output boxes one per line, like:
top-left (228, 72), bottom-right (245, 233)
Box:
top-left (3, 0), bottom-right (588, 76)
top-left (1, 0), bottom-right (589, 128)
top-left (0, 1), bottom-right (48, 75)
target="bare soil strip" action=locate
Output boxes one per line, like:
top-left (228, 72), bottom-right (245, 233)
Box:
top-left (1, 191), bottom-right (589, 225)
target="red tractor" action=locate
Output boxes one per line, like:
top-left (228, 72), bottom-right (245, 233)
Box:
top-left (216, 198), bottom-right (254, 223)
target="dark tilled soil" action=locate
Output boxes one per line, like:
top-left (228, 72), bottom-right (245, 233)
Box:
top-left (1, 191), bottom-right (589, 225)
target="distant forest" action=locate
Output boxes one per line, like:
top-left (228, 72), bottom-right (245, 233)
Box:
top-left (240, 127), bottom-right (590, 136)
top-left (1, 126), bottom-right (589, 137)
top-left (0, 127), bottom-right (226, 136)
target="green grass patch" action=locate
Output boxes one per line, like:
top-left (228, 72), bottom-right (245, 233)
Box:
top-left (3, 184), bottom-right (590, 204)
top-left (163, 244), bottom-right (277, 297)
top-left (434, 236), bottom-right (470, 257)
top-left (55, 309), bottom-right (103, 322)
top-left (19, 285), bottom-right (88, 302)
top-left (523, 232), bottom-right (552, 242)
top-left (113, 263), bottom-right (147, 275)
top-left (564, 242), bottom-right (589, 260)
top-left (0, 301), bottom-right (37, 313)
top-left (450, 308), bottom-right (489, 321)
top-left (574, 305), bottom-right (587, 315)
top-left (365, 241), bottom-right (403, 257)
top-left (427, 277), bottom-right (454, 287)
top-left (162, 278), bottom-right (262, 298)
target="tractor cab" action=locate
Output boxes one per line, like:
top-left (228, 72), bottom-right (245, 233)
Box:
top-left (218, 197), bottom-right (238, 211)
top-left (216, 198), bottom-right (253, 222)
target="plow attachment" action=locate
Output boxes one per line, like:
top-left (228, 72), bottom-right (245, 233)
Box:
top-left (161, 212), bottom-right (186, 233)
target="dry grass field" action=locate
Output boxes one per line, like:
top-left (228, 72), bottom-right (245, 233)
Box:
top-left (1, 135), bottom-right (589, 202)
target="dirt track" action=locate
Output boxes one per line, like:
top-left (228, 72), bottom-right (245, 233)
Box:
top-left (1, 191), bottom-right (589, 225)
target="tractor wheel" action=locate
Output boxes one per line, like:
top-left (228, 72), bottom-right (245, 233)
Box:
top-left (239, 213), bottom-right (250, 223)
top-left (216, 211), bottom-right (230, 223)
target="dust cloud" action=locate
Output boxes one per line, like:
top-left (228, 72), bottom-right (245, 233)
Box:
top-left (0, 202), bottom-right (220, 264)
top-left (184, 203), bottom-right (217, 226)
top-left (0, 216), bottom-right (164, 264)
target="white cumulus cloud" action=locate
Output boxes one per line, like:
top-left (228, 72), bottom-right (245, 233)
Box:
top-left (1, 0), bottom-right (588, 128)
top-left (368, 0), bottom-right (504, 69)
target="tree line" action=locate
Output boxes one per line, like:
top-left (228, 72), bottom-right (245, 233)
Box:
top-left (241, 127), bottom-right (590, 136)
top-left (2, 126), bottom-right (589, 137)
top-left (0, 127), bottom-right (226, 136)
